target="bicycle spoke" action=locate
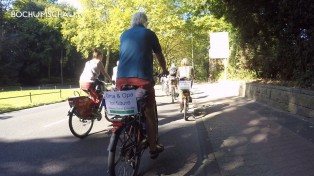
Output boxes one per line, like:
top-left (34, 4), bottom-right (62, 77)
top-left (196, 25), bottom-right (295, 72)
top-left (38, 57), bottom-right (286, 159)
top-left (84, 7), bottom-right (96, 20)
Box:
top-left (109, 125), bottom-right (141, 176)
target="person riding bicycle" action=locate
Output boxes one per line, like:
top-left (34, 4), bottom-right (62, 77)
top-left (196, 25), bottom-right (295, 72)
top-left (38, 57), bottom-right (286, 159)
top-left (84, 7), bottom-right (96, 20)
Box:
top-left (111, 61), bottom-right (119, 88)
top-left (116, 12), bottom-right (168, 159)
top-left (168, 63), bottom-right (178, 96)
top-left (79, 48), bottom-right (112, 117)
top-left (177, 58), bottom-right (194, 112)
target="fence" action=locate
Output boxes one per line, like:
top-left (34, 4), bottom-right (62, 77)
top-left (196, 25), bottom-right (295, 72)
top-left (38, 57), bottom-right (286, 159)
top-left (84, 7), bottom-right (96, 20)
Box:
top-left (0, 90), bottom-right (62, 103)
top-left (0, 84), bottom-right (79, 92)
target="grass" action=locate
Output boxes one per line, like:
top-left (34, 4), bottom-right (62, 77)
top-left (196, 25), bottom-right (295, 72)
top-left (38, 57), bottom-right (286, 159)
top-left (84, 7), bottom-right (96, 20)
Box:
top-left (0, 89), bottom-right (88, 113)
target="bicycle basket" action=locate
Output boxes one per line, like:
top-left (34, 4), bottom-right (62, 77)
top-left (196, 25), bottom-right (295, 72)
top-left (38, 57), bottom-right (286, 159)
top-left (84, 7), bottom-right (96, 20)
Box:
top-left (68, 96), bottom-right (93, 118)
top-left (179, 80), bottom-right (191, 90)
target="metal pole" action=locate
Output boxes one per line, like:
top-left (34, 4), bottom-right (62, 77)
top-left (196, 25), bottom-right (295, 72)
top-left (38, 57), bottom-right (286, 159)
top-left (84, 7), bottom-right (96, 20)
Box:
top-left (223, 58), bottom-right (227, 80)
top-left (60, 49), bottom-right (64, 86)
top-left (191, 34), bottom-right (194, 67)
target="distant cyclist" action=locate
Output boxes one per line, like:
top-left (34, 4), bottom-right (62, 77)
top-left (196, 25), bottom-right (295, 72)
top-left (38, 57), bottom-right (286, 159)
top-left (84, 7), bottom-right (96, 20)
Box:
top-left (168, 63), bottom-right (178, 95)
top-left (177, 58), bottom-right (194, 87)
top-left (111, 61), bottom-right (119, 87)
top-left (168, 63), bottom-right (177, 79)
top-left (177, 58), bottom-right (194, 112)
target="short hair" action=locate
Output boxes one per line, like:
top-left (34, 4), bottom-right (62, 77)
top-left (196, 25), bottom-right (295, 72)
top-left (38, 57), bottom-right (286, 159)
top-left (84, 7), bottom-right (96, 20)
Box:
top-left (181, 58), bottom-right (190, 66)
top-left (92, 48), bottom-right (103, 58)
top-left (131, 12), bottom-right (148, 27)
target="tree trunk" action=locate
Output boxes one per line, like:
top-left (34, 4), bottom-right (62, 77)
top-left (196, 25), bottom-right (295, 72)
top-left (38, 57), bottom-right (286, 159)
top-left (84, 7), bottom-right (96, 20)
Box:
top-left (105, 47), bottom-right (110, 81)
top-left (48, 57), bottom-right (51, 81)
top-left (60, 49), bottom-right (63, 86)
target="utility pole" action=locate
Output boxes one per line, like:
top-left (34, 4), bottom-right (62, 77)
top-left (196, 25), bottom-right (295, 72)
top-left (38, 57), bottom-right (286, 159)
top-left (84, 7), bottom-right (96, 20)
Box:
top-left (60, 49), bottom-right (63, 86)
top-left (191, 33), bottom-right (194, 67)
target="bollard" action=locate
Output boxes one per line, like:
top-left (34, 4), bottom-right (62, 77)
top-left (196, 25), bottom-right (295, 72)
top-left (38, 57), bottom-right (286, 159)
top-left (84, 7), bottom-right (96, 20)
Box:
top-left (29, 92), bottom-right (32, 103)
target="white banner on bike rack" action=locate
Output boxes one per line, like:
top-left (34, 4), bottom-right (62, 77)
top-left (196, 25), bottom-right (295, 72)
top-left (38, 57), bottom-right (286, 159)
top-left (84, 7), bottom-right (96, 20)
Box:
top-left (104, 90), bottom-right (138, 115)
top-left (179, 80), bottom-right (191, 90)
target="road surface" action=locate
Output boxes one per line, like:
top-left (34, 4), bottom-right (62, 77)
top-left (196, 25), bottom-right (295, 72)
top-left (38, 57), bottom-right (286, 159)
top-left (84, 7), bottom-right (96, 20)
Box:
top-left (1, 83), bottom-right (314, 176)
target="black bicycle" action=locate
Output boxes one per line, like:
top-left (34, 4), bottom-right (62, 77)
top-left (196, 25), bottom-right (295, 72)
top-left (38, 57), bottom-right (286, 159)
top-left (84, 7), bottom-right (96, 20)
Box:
top-left (105, 85), bottom-right (158, 176)
top-left (179, 78), bottom-right (191, 121)
top-left (169, 77), bottom-right (178, 103)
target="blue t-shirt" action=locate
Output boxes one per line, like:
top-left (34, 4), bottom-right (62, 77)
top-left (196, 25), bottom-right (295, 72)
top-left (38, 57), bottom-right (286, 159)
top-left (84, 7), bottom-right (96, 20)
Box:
top-left (117, 25), bottom-right (162, 83)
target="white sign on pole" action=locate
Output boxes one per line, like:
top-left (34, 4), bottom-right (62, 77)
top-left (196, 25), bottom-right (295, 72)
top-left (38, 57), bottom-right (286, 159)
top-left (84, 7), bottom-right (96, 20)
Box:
top-left (104, 90), bottom-right (138, 115)
top-left (209, 32), bottom-right (229, 59)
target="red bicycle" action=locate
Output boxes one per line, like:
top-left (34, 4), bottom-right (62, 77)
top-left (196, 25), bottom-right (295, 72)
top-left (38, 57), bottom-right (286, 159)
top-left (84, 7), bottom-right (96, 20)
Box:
top-left (105, 85), bottom-right (160, 176)
top-left (67, 80), bottom-right (111, 138)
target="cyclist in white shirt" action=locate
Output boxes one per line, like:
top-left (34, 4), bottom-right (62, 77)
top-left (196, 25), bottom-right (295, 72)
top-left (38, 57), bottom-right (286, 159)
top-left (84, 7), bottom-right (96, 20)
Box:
top-left (79, 48), bottom-right (112, 106)
top-left (177, 58), bottom-right (194, 112)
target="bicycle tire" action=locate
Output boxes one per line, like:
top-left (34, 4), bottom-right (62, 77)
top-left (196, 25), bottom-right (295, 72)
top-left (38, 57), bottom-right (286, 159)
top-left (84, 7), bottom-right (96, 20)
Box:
top-left (155, 104), bottom-right (159, 142)
top-left (183, 98), bottom-right (188, 121)
top-left (68, 108), bottom-right (94, 139)
top-left (102, 108), bottom-right (112, 122)
top-left (165, 83), bottom-right (169, 95)
top-left (171, 87), bottom-right (175, 103)
top-left (108, 125), bottom-right (141, 176)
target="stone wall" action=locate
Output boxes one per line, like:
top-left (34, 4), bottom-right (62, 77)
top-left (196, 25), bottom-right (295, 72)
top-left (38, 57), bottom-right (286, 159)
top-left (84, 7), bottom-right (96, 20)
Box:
top-left (239, 83), bottom-right (314, 119)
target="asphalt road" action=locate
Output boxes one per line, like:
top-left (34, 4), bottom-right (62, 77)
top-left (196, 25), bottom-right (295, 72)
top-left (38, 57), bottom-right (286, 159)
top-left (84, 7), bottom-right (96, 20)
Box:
top-left (0, 83), bottom-right (220, 176)
top-left (2, 82), bottom-right (314, 176)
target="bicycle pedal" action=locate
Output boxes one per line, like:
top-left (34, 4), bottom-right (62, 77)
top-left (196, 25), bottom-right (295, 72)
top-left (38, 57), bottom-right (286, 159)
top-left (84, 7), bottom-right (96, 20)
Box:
top-left (92, 111), bottom-right (102, 121)
top-left (139, 138), bottom-right (148, 149)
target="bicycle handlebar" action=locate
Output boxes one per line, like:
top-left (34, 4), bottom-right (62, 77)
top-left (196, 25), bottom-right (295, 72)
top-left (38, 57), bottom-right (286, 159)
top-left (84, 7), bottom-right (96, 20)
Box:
top-left (154, 72), bottom-right (168, 78)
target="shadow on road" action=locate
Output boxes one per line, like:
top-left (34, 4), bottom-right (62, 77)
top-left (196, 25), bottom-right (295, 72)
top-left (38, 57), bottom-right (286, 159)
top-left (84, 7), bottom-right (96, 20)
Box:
top-left (0, 133), bottom-right (112, 176)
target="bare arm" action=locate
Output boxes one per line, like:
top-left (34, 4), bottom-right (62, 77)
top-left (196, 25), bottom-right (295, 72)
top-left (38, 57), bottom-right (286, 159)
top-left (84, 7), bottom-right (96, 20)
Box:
top-left (176, 68), bottom-right (180, 78)
top-left (155, 52), bottom-right (168, 74)
top-left (98, 61), bottom-right (112, 82)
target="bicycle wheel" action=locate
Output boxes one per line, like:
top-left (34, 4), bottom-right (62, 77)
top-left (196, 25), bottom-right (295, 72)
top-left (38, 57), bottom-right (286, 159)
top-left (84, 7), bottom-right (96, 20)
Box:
top-left (183, 98), bottom-right (188, 121)
top-left (68, 108), bottom-right (94, 139)
top-left (155, 104), bottom-right (159, 142)
top-left (165, 83), bottom-right (169, 95)
top-left (108, 125), bottom-right (141, 176)
top-left (171, 87), bottom-right (175, 103)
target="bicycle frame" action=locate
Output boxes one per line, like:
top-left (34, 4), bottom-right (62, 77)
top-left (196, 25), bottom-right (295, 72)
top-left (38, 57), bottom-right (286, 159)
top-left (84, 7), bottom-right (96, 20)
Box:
top-left (107, 114), bottom-right (146, 151)
top-left (105, 86), bottom-right (150, 176)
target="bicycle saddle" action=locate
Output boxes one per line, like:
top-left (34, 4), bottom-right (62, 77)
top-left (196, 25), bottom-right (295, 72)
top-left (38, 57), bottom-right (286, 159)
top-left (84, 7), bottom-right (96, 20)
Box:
top-left (121, 85), bottom-right (138, 90)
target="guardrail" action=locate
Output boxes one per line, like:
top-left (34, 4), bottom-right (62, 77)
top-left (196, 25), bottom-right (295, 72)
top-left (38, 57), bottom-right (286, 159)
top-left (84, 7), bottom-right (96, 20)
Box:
top-left (0, 84), bottom-right (79, 92)
top-left (0, 90), bottom-right (62, 103)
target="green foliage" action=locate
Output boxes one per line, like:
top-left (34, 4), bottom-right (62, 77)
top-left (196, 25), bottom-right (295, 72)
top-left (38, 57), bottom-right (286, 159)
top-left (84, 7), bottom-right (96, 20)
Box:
top-left (0, 0), bottom-right (83, 86)
top-left (0, 0), bottom-right (232, 86)
top-left (206, 0), bottom-right (314, 87)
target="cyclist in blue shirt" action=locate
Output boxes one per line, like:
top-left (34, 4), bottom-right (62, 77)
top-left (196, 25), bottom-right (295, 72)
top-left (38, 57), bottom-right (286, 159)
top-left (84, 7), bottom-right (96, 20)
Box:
top-left (116, 12), bottom-right (168, 159)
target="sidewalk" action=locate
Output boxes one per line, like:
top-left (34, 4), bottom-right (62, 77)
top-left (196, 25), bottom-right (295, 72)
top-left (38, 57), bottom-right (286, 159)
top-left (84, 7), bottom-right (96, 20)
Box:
top-left (193, 83), bottom-right (314, 176)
